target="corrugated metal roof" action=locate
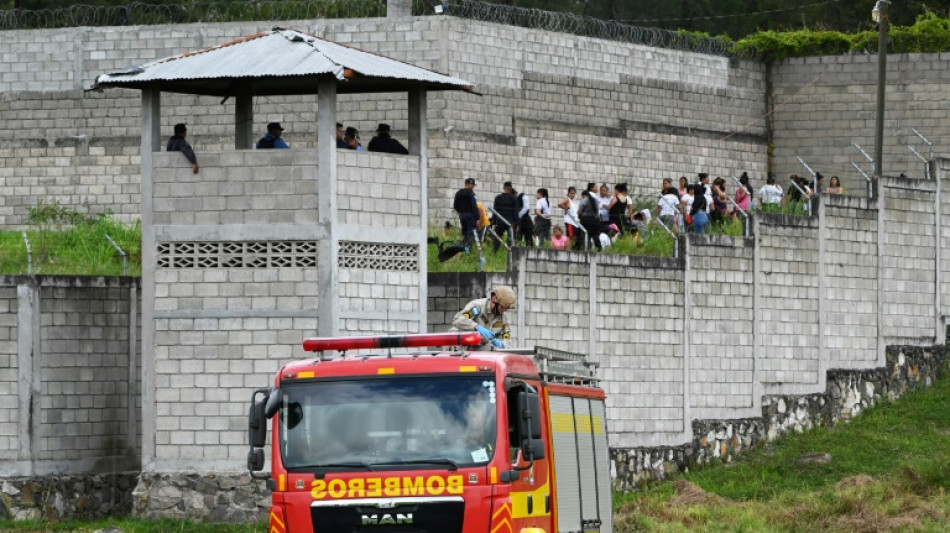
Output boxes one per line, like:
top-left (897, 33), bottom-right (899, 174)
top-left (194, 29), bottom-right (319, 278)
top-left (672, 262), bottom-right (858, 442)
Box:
top-left (94, 28), bottom-right (473, 96)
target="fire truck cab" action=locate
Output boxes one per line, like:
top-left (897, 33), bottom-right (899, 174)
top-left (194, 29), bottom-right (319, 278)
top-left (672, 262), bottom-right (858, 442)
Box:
top-left (248, 332), bottom-right (613, 533)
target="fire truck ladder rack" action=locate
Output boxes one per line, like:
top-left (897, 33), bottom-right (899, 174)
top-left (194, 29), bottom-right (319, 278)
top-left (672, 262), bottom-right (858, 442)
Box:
top-left (510, 345), bottom-right (600, 387)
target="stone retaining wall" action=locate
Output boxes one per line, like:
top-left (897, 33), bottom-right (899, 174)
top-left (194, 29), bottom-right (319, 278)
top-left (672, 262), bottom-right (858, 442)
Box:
top-left (0, 472), bottom-right (137, 520)
top-left (611, 343), bottom-right (949, 489)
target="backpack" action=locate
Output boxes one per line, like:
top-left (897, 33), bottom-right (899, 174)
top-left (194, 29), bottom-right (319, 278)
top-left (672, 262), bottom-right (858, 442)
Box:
top-left (257, 135), bottom-right (276, 149)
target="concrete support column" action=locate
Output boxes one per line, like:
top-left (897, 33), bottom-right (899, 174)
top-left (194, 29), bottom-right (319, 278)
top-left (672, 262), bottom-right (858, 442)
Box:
top-left (234, 89), bottom-right (254, 150)
top-left (588, 256), bottom-right (597, 365)
top-left (933, 159), bottom-right (945, 344)
top-left (16, 283), bottom-right (35, 474)
top-left (127, 281), bottom-right (138, 456)
top-left (387, 0), bottom-right (412, 18)
top-left (409, 87), bottom-right (428, 333)
top-left (516, 251), bottom-right (527, 345)
top-left (816, 202), bottom-right (827, 388)
top-left (681, 238), bottom-right (691, 435)
top-left (316, 76), bottom-right (339, 336)
top-left (140, 88), bottom-right (160, 468)
top-left (875, 184), bottom-right (886, 367)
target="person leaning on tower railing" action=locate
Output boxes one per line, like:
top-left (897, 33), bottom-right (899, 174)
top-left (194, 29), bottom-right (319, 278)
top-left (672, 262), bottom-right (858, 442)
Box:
top-left (165, 123), bottom-right (198, 174)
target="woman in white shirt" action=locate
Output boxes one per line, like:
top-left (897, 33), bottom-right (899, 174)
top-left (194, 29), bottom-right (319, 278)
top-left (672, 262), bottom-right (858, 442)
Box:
top-left (758, 173), bottom-right (784, 211)
top-left (534, 188), bottom-right (552, 245)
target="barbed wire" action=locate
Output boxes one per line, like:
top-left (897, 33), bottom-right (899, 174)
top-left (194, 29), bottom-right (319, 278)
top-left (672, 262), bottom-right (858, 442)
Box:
top-left (0, 0), bottom-right (752, 58)
top-left (412, 0), bottom-right (749, 58)
top-left (0, 0), bottom-right (386, 30)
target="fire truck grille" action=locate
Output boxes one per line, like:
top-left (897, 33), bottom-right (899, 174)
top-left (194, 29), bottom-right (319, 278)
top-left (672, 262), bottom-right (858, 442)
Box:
top-left (310, 500), bottom-right (464, 533)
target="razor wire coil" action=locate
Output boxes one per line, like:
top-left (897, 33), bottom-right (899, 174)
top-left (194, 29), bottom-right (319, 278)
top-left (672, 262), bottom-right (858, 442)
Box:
top-left (0, 0), bottom-right (751, 59)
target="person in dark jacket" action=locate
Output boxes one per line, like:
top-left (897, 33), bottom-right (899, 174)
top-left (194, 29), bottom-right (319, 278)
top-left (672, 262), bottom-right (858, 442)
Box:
top-left (491, 181), bottom-right (518, 251)
top-left (336, 123), bottom-right (348, 149)
top-left (367, 123), bottom-right (409, 154)
top-left (454, 178), bottom-right (479, 248)
top-left (257, 122), bottom-right (290, 149)
top-left (166, 123), bottom-right (198, 174)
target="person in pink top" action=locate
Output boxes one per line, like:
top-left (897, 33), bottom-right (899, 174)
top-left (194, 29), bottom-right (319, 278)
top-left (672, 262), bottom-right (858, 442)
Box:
top-left (735, 171), bottom-right (753, 212)
top-left (550, 225), bottom-right (569, 250)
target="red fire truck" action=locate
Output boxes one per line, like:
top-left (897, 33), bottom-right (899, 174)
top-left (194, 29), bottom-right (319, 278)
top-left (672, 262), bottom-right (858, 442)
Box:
top-left (248, 332), bottom-right (613, 533)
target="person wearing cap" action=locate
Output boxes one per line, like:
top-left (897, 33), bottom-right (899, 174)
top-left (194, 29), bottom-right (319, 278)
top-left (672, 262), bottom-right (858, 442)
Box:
top-left (454, 177), bottom-right (479, 249)
top-left (166, 123), bottom-right (198, 174)
top-left (343, 126), bottom-right (363, 151)
top-left (598, 223), bottom-right (620, 248)
top-left (367, 123), bottom-right (408, 154)
top-left (336, 123), bottom-right (348, 149)
top-left (449, 285), bottom-right (516, 348)
top-left (256, 122), bottom-right (289, 149)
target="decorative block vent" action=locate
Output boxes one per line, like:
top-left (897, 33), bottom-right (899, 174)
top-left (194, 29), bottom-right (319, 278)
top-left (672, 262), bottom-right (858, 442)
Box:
top-left (338, 241), bottom-right (418, 271)
top-left (157, 241), bottom-right (317, 268)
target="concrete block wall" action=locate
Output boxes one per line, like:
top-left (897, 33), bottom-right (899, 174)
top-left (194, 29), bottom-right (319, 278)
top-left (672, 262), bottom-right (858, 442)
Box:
top-left (152, 151), bottom-right (319, 227)
top-left (0, 277), bottom-right (139, 477)
top-left (770, 54), bottom-right (950, 192)
top-left (339, 267), bottom-right (421, 335)
top-left (148, 145), bottom-right (326, 471)
top-left (595, 254), bottom-right (686, 448)
top-left (822, 195), bottom-right (880, 368)
top-left (430, 17), bottom-right (769, 223)
top-left (336, 151), bottom-right (420, 228)
top-left (38, 285), bottom-right (137, 464)
top-left (515, 249), bottom-right (592, 357)
top-left (687, 235), bottom-right (756, 416)
top-left (0, 287), bottom-right (18, 463)
top-left (0, 16), bottom-right (771, 228)
top-left (881, 177), bottom-right (937, 342)
top-left (150, 310), bottom-right (317, 471)
top-left (756, 216), bottom-right (820, 392)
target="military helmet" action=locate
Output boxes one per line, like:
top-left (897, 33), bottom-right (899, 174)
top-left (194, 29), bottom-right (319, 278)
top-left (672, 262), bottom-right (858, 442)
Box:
top-left (491, 285), bottom-right (516, 310)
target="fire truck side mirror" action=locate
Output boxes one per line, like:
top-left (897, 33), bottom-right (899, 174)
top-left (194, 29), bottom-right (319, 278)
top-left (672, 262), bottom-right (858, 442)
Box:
top-left (522, 438), bottom-right (545, 461)
top-left (264, 388), bottom-right (283, 419)
top-left (247, 448), bottom-right (265, 472)
top-left (516, 391), bottom-right (542, 440)
top-left (249, 389), bottom-right (270, 448)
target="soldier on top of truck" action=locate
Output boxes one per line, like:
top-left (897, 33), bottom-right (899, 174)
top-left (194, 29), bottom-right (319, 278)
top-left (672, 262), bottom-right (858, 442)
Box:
top-left (449, 285), bottom-right (516, 348)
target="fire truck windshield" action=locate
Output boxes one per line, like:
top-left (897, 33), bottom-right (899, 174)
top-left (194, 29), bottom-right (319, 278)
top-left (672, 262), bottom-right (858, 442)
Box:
top-left (279, 375), bottom-right (498, 472)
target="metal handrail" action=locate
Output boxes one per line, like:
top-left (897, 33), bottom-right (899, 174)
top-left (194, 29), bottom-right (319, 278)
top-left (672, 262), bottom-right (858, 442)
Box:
top-left (21, 231), bottom-right (32, 274)
top-left (853, 142), bottom-right (876, 181)
top-left (486, 206), bottom-right (515, 247)
top-left (787, 178), bottom-right (812, 216)
top-left (471, 224), bottom-right (486, 272)
top-left (105, 234), bottom-right (129, 275)
top-left (652, 213), bottom-right (678, 259)
top-left (907, 128), bottom-right (934, 180)
top-left (850, 161), bottom-right (874, 199)
top-left (797, 156), bottom-right (818, 180)
top-left (725, 194), bottom-right (750, 237)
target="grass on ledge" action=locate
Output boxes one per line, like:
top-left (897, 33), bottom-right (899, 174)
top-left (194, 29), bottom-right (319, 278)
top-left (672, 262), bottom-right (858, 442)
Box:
top-left (615, 372), bottom-right (950, 532)
top-left (0, 202), bottom-right (141, 277)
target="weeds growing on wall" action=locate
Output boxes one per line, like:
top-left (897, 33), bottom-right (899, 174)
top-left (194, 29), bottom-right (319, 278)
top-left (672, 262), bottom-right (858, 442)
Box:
top-left (0, 201), bottom-right (142, 276)
top-left (735, 11), bottom-right (950, 60)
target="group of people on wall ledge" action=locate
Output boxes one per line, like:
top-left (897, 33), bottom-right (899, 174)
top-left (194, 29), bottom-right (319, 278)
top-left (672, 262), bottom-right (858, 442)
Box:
top-left (450, 170), bottom-right (846, 253)
top-left (165, 120), bottom-right (409, 173)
